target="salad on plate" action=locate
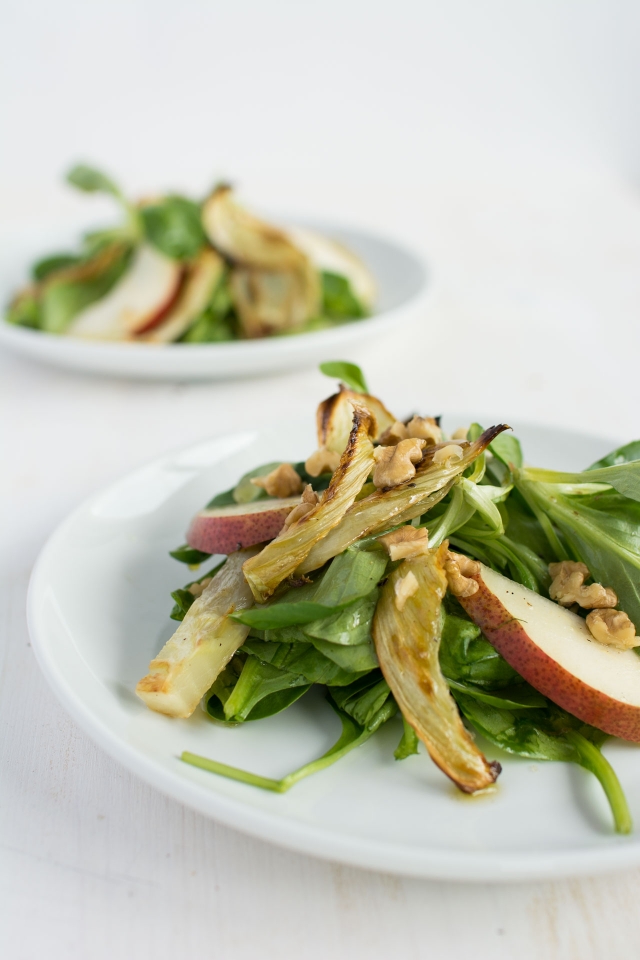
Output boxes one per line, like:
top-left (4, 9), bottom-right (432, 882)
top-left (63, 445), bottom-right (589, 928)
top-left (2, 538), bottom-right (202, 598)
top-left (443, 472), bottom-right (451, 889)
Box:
top-left (137, 361), bottom-right (640, 834)
top-left (6, 167), bottom-right (374, 343)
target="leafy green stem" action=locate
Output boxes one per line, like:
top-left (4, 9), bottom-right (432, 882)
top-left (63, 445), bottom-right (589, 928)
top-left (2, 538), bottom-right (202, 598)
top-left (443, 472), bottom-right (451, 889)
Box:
top-left (565, 731), bottom-right (632, 835)
top-left (181, 699), bottom-right (396, 792)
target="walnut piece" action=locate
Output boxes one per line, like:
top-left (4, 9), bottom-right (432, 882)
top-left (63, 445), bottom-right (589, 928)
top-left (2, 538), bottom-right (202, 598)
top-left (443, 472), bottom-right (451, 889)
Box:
top-left (378, 420), bottom-right (409, 445)
top-left (444, 550), bottom-right (480, 598)
top-left (282, 484), bottom-right (320, 529)
top-left (586, 609), bottom-right (639, 650)
top-left (372, 438), bottom-right (426, 488)
top-left (188, 577), bottom-right (213, 598)
top-left (432, 443), bottom-right (464, 464)
top-left (379, 526), bottom-right (429, 561)
top-left (304, 447), bottom-right (341, 477)
top-left (251, 463), bottom-right (302, 498)
top-left (406, 416), bottom-right (442, 445)
top-left (548, 561), bottom-right (618, 609)
top-left (394, 570), bottom-right (419, 610)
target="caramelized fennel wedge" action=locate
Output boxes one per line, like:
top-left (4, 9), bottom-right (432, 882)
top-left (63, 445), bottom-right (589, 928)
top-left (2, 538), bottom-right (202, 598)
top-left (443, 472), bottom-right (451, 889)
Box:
top-left (372, 544), bottom-right (500, 793)
top-left (298, 425), bottom-right (507, 574)
top-left (317, 384), bottom-right (397, 454)
top-left (136, 549), bottom-right (258, 718)
top-left (201, 185), bottom-right (320, 335)
top-left (242, 406), bottom-right (375, 602)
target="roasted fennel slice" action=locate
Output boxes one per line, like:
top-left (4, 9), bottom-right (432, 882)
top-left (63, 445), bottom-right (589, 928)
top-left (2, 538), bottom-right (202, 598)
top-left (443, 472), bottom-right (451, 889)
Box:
top-left (201, 185), bottom-right (320, 336)
top-left (372, 543), bottom-right (501, 793)
top-left (136, 548), bottom-right (258, 718)
top-left (298, 425), bottom-right (507, 574)
top-left (316, 383), bottom-right (396, 453)
top-left (242, 406), bottom-right (375, 602)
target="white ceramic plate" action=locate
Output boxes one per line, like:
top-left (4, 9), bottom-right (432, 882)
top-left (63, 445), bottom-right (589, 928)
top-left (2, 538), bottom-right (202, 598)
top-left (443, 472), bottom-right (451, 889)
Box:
top-left (27, 417), bottom-right (640, 881)
top-left (0, 221), bottom-right (429, 380)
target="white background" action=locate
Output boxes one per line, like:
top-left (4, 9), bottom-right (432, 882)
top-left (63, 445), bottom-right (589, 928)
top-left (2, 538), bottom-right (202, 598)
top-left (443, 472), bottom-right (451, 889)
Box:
top-left (3, 2), bottom-right (640, 958)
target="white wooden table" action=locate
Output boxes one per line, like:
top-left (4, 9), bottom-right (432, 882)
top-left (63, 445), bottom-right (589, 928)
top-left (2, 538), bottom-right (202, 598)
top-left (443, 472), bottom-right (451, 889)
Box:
top-left (3, 173), bottom-right (640, 959)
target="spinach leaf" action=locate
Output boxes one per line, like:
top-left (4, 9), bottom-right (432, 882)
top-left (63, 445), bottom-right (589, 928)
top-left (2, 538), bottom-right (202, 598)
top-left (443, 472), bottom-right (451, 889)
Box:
top-left (523, 462), bottom-right (640, 504)
top-left (180, 270), bottom-right (236, 343)
top-left (6, 291), bottom-right (41, 328)
top-left (40, 243), bottom-right (131, 334)
top-left (439, 610), bottom-right (520, 688)
top-left (181, 311), bottom-right (236, 343)
top-left (205, 657), bottom-right (309, 722)
top-left (169, 544), bottom-right (212, 565)
top-left (490, 432), bottom-right (523, 470)
top-left (32, 253), bottom-right (81, 282)
top-left (206, 489), bottom-right (236, 508)
top-left (66, 163), bottom-right (123, 199)
top-left (232, 547), bottom-right (387, 629)
top-left (313, 546), bottom-right (387, 607)
top-left (305, 590), bottom-right (378, 645)
top-left (328, 671), bottom-right (394, 727)
top-left (183, 696), bottom-right (397, 792)
top-left (446, 678), bottom-right (547, 709)
top-left (140, 196), bottom-right (206, 260)
top-left (306, 635), bottom-right (379, 672)
top-left (321, 272), bottom-right (366, 320)
top-left (589, 441), bottom-right (640, 470)
top-left (394, 717), bottom-right (420, 759)
top-left (319, 360), bottom-right (368, 393)
top-left (222, 654), bottom-right (310, 722)
top-left (241, 638), bottom-right (366, 686)
top-left (454, 695), bottom-right (631, 834)
top-left (503, 489), bottom-right (556, 563)
top-left (520, 481), bottom-right (640, 630)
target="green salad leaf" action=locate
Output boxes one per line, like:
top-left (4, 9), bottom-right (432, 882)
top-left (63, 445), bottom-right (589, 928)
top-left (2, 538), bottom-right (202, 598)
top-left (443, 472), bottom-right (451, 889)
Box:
top-left (169, 544), bottom-right (213, 566)
top-left (321, 272), bottom-right (366, 320)
top-left (455, 694), bottom-right (631, 834)
top-left (184, 696), bottom-right (397, 792)
top-left (232, 546), bottom-right (387, 629)
top-left (66, 163), bottom-right (124, 199)
top-left (140, 196), bottom-right (207, 260)
top-left (319, 360), bottom-right (369, 393)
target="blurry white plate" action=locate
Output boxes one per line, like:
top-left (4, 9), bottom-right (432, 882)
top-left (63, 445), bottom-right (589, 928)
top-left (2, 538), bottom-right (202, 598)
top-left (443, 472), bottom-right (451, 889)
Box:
top-left (27, 417), bottom-right (640, 880)
top-left (0, 220), bottom-right (430, 380)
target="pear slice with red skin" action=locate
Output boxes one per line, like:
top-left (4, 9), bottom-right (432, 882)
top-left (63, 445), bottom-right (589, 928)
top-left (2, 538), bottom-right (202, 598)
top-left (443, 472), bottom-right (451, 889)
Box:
top-left (458, 563), bottom-right (640, 742)
top-left (140, 248), bottom-right (225, 343)
top-left (186, 497), bottom-right (300, 555)
top-left (68, 244), bottom-right (183, 340)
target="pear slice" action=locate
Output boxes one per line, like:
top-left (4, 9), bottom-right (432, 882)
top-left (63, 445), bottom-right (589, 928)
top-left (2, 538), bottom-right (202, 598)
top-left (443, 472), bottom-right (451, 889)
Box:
top-left (68, 244), bottom-right (182, 340)
top-left (140, 248), bottom-right (225, 343)
top-left (459, 563), bottom-right (640, 742)
top-left (186, 496), bottom-right (300, 556)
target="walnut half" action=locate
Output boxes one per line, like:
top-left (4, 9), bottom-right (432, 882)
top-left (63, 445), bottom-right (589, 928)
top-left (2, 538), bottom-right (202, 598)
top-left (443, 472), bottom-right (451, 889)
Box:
top-left (372, 438), bottom-right (426, 488)
top-left (379, 525), bottom-right (429, 561)
top-left (282, 484), bottom-right (320, 529)
top-left (304, 446), bottom-right (341, 477)
top-left (548, 561), bottom-right (617, 609)
top-left (586, 609), bottom-right (639, 650)
top-left (444, 550), bottom-right (480, 598)
top-left (251, 463), bottom-right (302, 498)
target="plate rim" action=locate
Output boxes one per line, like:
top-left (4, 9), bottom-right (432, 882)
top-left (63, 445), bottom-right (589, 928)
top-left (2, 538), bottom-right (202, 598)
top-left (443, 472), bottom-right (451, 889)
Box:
top-left (26, 421), bottom-right (640, 882)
